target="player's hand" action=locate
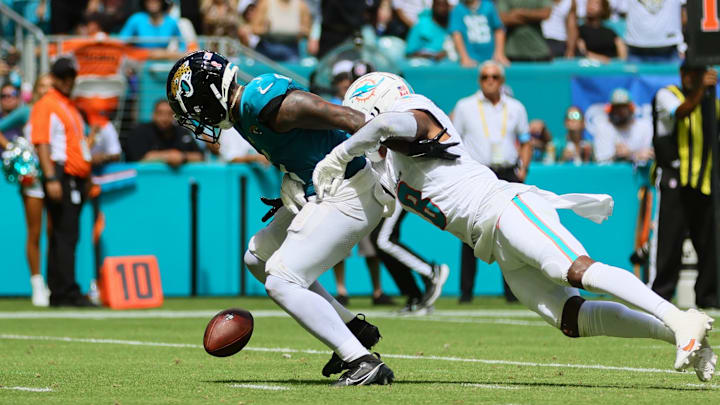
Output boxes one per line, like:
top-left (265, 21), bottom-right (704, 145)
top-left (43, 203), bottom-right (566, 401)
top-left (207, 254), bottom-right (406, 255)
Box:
top-left (260, 197), bottom-right (283, 222)
top-left (404, 128), bottom-right (460, 160)
top-left (703, 69), bottom-right (718, 88)
top-left (46, 179), bottom-right (62, 202)
top-left (280, 173), bottom-right (306, 215)
top-left (313, 145), bottom-right (352, 200)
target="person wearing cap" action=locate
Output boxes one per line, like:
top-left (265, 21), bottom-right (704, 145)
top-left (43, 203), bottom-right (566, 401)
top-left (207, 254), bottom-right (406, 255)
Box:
top-left (560, 106), bottom-right (592, 163)
top-left (451, 60), bottom-right (531, 303)
top-left (30, 57), bottom-right (95, 307)
top-left (649, 63), bottom-right (719, 309)
top-left (591, 88), bottom-right (653, 164)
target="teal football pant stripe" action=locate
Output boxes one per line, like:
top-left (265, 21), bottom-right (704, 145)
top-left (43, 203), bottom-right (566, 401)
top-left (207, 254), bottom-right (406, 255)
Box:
top-left (511, 195), bottom-right (579, 262)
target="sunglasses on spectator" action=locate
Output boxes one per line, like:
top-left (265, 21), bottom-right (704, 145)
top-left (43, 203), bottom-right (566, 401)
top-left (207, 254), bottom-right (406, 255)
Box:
top-left (480, 74), bottom-right (501, 81)
top-left (1, 91), bottom-right (19, 98)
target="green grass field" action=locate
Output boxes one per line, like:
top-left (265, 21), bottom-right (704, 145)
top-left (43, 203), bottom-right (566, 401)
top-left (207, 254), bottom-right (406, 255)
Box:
top-left (1, 297), bottom-right (718, 404)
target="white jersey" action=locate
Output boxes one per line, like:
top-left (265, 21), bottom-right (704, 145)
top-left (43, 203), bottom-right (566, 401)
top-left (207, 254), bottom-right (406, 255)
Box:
top-left (378, 94), bottom-right (532, 262)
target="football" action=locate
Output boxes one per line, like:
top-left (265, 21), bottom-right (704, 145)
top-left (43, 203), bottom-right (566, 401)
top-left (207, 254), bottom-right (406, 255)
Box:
top-left (203, 308), bottom-right (254, 357)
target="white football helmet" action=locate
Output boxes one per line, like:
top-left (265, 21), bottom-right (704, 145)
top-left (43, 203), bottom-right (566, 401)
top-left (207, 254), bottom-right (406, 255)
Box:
top-left (342, 72), bottom-right (414, 121)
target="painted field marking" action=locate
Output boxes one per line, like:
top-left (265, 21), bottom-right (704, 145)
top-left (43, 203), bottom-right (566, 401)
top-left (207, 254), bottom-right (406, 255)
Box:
top-left (0, 334), bottom-right (684, 376)
top-left (686, 383), bottom-right (720, 389)
top-left (0, 309), bottom-right (541, 320)
top-left (230, 384), bottom-right (291, 391)
top-left (1, 386), bottom-right (53, 392)
top-left (461, 383), bottom-right (522, 390)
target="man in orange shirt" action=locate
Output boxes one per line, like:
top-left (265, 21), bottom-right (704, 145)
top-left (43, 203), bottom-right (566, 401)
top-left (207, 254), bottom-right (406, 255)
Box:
top-left (31, 57), bottom-right (95, 307)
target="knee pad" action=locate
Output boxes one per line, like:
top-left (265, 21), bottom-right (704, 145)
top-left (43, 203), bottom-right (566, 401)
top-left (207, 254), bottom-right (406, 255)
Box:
top-left (244, 250), bottom-right (267, 284)
top-left (560, 295), bottom-right (586, 338)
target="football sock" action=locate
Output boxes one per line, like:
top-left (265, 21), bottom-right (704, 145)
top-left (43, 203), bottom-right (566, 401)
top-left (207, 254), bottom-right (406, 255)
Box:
top-left (265, 275), bottom-right (369, 362)
top-left (578, 301), bottom-right (674, 344)
top-left (581, 262), bottom-right (682, 326)
top-left (308, 281), bottom-right (356, 323)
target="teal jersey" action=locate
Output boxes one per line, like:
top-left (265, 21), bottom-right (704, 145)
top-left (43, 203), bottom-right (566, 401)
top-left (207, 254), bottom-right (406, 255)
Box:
top-left (234, 73), bottom-right (365, 195)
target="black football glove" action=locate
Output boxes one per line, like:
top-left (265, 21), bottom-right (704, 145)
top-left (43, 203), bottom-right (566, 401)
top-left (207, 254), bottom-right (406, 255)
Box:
top-left (404, 128), bottom-right (460, 160)
top-left (260, 197), bottom-right (283, 222)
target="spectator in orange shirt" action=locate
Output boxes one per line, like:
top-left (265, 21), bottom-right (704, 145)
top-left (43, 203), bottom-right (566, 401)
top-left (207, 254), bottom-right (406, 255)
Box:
top-left (31, 57), bottom-right (95, 307)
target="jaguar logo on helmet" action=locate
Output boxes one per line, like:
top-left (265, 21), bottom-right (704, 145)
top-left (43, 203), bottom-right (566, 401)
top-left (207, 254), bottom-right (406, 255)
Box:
top-left (171, 60), bottom-right (194, 111)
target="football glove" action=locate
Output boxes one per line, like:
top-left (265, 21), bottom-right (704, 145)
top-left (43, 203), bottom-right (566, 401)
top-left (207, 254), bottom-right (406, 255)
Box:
top-left (404, 128), bottom-right (460, 160)
top-left (312, 144), bottom-right (353, 200)
top-left (260, 197), bottom-right (283, 222)
top-left (280, 173), bottom-right (307, 215)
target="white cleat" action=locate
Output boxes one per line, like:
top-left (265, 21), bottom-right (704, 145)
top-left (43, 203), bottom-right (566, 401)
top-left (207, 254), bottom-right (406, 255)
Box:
top-left (693, 338), bottom-right (718, 382)
top-left (672, 309), bottom-right (714, 371)
top-left (419, 264), bottom-right (449, 309)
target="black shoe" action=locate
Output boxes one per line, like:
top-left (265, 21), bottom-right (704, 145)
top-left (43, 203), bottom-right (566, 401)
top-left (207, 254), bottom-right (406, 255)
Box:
top-left (332, 354), bottom-right (394, 386)
top-left (72, 296), bottom-right (99, 307)
top-left (335, 294), bottom-right (349, 306)
top-left (458, 294), bottom-right (473, 304)
top-left (322, 314), bottom-right (381, 377)
top-left (372, 293), bottom-right (395, 306)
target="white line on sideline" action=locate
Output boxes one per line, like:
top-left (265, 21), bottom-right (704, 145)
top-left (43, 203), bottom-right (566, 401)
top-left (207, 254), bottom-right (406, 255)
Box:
top-left (0, 309), bottom-right (541, 320)
top-left (0, 334), bottom-right (684, 376)
top-left (1, 386), bottom-right (53, 392)
top-left (229, 384), bottom-right (291, 391)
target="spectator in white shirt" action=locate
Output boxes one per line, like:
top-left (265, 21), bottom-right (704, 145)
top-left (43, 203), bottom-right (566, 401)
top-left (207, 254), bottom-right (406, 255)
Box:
top-left (624, 0), bottom-right (684, 62)
top-left (451, 60), bottom-right (531, 304)
top-left (218, 127), bottom-right (269, 164)
top-left (590, 88), bottom-right (653, 164)
top-left (452, 61), bottom-right (532, 180)
top-left (541, 0), bottom-right (578, 58)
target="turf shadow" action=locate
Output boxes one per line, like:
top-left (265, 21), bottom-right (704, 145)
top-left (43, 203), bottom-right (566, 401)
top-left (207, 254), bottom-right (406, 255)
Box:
top-left (393, 379), bottom-right (708, 392)
top-left (206, 379), bottom-right (707, 391)
top-left (206, 379), bottom-right (331, 386)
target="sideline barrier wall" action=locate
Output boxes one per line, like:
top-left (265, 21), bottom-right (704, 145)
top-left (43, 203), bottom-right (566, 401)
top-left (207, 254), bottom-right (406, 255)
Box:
top-left (1, 162), bottom-right (644, 297)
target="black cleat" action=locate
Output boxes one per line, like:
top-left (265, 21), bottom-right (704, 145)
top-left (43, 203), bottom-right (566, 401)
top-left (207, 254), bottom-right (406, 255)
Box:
top-left (332, 354), bottom-right (394, 387)
top-left (322, 314), bottom-right (381, 377)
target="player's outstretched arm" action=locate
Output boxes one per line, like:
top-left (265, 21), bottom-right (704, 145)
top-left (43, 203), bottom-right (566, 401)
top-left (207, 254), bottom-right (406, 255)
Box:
top-left (268, 90), bottom-right (367, 133)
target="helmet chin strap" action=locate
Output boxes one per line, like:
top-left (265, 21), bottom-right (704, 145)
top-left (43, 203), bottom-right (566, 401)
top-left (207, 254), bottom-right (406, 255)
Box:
top-left (220, 84), bottom-right (243, 129)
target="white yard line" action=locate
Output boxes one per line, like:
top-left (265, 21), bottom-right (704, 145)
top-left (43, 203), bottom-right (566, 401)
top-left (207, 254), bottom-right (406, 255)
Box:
top-left (0, 334), bottom-right (683, 376)
top-left (686, 383), bottom-right (720, 389)
top-left (461, 383), bottom-right (522, 390)
top-left (229, 384), bottom-right (291, 391)
top-left (1, 386), bottom-right (53, 392)
top-left (0, 309), bottom-right (541, 320)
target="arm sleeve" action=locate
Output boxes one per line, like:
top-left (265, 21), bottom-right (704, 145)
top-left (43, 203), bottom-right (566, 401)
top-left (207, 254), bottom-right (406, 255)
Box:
top-left (592, 122), bottom-right (616, 162)
top-left (654, 88), bottom-right (681, 137)
top-left (496, 0), bottom-right (510, 14)
top-left (451, 104), bottom-right (466, 139)
top-left (489, 4), bottom-right (504, 30)
top-left (29, 102), bottom-right (51, 145)
top-left (405, 23), bottom-right (423, 54)
top-left (118, 14), bottom-right (137, 39)
top-left (0, 105), bottom-right (30, 133)
top-left (448, 7), bottom-right (464, 34)
top-left (338, 112), bottom-right (418, 160)
top-left (516, 103), bottom-right (531, 144)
